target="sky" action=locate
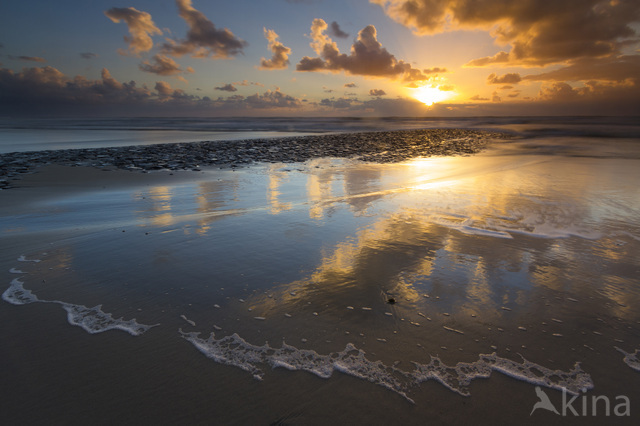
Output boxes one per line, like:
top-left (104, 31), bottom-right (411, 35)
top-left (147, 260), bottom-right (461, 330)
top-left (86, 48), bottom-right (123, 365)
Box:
top-left (0, 0), bottom-right (639, 117)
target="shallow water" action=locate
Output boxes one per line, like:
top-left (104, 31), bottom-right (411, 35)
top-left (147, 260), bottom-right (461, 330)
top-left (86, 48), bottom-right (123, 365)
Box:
top-left (1, 135), bottom-right (640, 424)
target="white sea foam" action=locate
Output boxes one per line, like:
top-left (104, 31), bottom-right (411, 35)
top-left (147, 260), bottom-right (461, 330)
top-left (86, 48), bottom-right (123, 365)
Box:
top-left (413, 353), bottom-right (592, 397)
top-left (9, 268), bottom-right (25, 274)
top-left (2, 278), bottom-right (39, 305)
top-left (180, 331), bottom-right (593, 401)
top-left (181, 314), bottom-right (196, 327)
top-left (615, 347), bottom-right (640, 372)
top-left (2, 279), bottom-right (155, 335)
top-left (17, 255), bottom-right (41, 262)
top-left (62, 303), bottom-right (156, 336)
top-left (180, 330), bottom-right (414, 401)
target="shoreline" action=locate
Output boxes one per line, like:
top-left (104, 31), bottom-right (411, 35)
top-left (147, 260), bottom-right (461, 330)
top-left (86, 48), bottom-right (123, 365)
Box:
top-left (0, 128), bottom-right (511, 190)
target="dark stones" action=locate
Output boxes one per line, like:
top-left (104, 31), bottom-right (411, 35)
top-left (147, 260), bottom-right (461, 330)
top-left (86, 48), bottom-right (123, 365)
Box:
top-left (0, 129), bottom-right (512, 188)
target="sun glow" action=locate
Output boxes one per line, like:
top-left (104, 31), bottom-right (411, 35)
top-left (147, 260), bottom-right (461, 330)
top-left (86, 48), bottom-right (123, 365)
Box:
top-left (412, 86), bottom-right (454, 106)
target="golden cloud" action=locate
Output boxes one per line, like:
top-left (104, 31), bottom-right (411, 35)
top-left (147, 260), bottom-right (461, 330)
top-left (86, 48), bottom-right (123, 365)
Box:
top-left (104, 7), bottom-right (162, 56)
top-left (486, 72), bottom-right (522, 85)
top-left (372, 0), bottom-right (640, 66)
top-left (259, 29), bottom-right (292, 70)
top-left (139, 54), bottom-right (194, 77)
top-left (297, 19), bottom-right (444, 82)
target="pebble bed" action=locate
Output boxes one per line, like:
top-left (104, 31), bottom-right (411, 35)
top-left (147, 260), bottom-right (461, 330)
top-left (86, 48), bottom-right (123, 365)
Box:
top-left (0, 129), bottom-right (512, 189)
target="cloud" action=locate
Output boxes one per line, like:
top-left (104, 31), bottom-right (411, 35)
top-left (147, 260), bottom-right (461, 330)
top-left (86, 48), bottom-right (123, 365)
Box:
top-left (372, 0), bottom-right (640, 66)
top-left (80, 52), bottom-right (98, 59)
top-left (154, 81), bottom-right (197, 101)
top-left (330, 96), bottom-right (433, 115)
top-left (320, 97), bottom-right (358, 109)
top-left (154, 81), bottom-right (174, 97)
top-left (7, 55), bottom-right (46, 63)
top-left (344, 82), bottom-right (357, 88)
top-left (329, 21), bottom-right (349, 38)
top-left (104, 7), bottom-right (162, 55)
top-left (369, 89), bottom-right (386, 96)
top-left (0, 66), bottom-right (154, 114)
top-left (523, 55), bottom-right (640, 83)
top-left (234, 80), bottom-right (264, 87)
top-left (215, 83), bottom-right (238, 92)
top-left (537, 82), bottom-right (582, 102)
top-left (296, 19), bottom-right (442, 83)
top-left (245, 88), bottom-right (302, 108)
top-left (522, 54), bottom-right (640, 106)
top-left (139, 54), bottom-right (194, 77)
top-left (259, 29), bottom-right (291, 70)
top-left (537, 79), bottom-right (640, 104)
top-left (464, 51), bottom-right (510, 67)
top-left (161, 0), bottom-right (247, 59)
top-left (486, 72), bottom-right (522, 85)
top-left (469, 95), bottom-right (489, 101)
top-left (0, 65), bottom-right (306, 115)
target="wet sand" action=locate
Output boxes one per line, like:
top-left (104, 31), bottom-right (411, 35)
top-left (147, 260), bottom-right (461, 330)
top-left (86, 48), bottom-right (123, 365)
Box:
top-left (1, 133), bottom-right (640, 425)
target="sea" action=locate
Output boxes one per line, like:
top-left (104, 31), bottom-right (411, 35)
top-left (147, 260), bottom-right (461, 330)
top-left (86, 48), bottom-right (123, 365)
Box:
top-left (0, 115), bottom-right (638, 153)
top-left (1, 116), bottom-right (639, 425)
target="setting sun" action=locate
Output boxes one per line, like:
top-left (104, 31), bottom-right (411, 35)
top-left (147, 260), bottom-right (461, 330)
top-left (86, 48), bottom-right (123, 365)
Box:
top-left (412, 86), bottom-right (454, 106)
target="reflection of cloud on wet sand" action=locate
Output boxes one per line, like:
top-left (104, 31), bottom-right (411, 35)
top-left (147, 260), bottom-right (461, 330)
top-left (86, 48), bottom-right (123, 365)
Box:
top-left (267, 164), bottom-right (293, 214)
top-left (226, 154), bottom-right (640, 348)
top-left (125, 155), bottom-right (640, 329)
